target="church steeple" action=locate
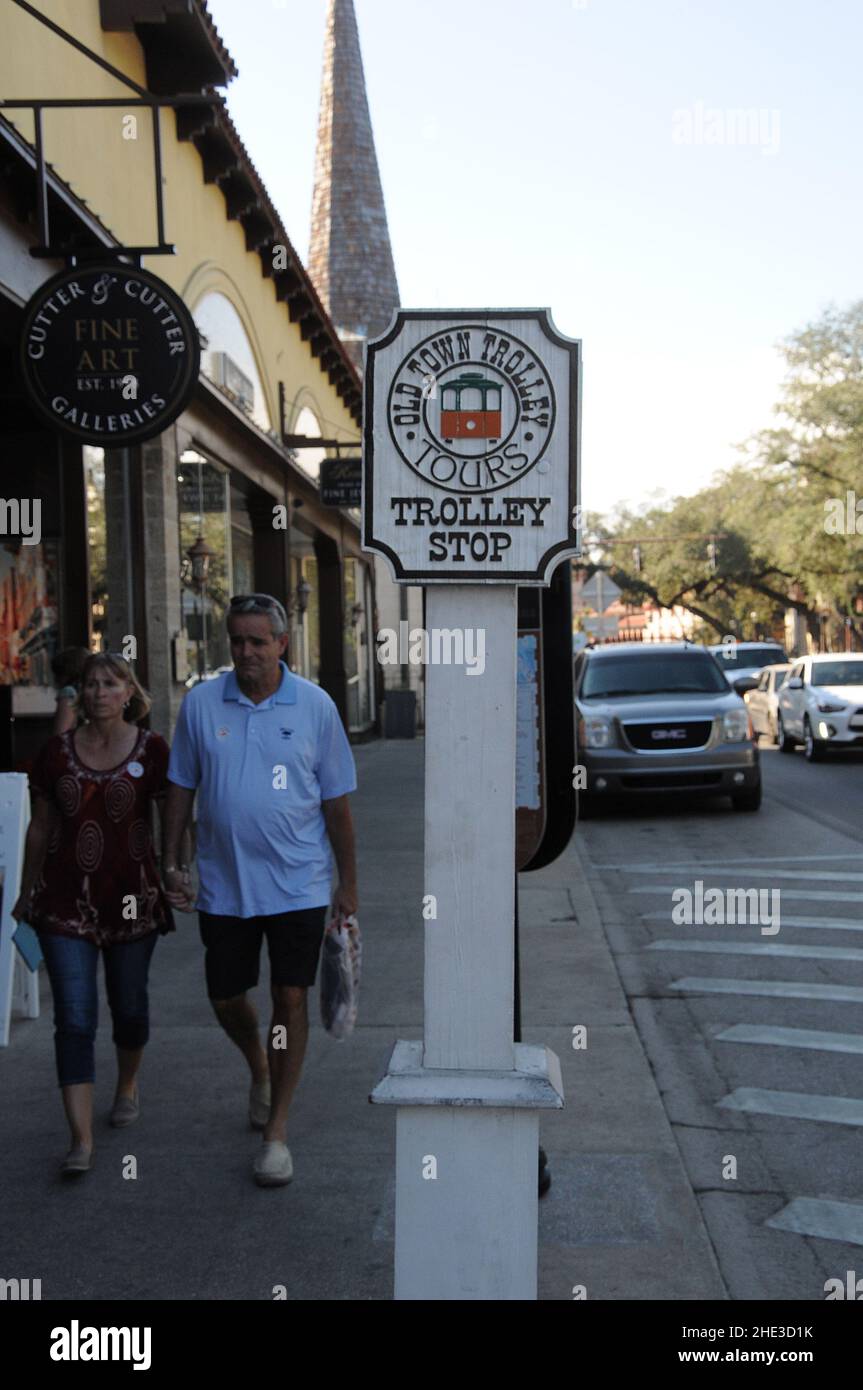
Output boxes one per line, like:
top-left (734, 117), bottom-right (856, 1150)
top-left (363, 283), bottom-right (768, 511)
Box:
top-left (308, 0), bottom-right (400, 366)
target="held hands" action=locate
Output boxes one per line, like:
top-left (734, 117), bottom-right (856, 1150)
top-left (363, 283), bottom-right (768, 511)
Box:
top-left (163, 866), bottom-right (195, 912)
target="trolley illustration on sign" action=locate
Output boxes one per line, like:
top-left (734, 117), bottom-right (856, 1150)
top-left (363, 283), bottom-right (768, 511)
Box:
top-left (439, 372), bottom-right (502, 443)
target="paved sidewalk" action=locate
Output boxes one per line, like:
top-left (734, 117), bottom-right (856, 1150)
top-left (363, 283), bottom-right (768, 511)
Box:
top-left (0, 738), bottom-right (725, 1300)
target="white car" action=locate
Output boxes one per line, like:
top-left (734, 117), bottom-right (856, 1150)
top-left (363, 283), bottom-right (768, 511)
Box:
top-left (777, 652), bottom-right (863, 760)
top-left (744, 663), bottom-right (790, 743)
top-left (707, 640), bottom-right (788, 687)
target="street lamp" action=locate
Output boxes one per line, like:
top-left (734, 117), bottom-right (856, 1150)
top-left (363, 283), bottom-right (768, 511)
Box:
top-left (186, 535), bottom-right (212, 681)
top-left (287, 576), bottom-right (312, 677)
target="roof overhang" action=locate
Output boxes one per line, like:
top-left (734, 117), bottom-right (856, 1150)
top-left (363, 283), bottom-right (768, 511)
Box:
top-left (99, 0), bottom-right (237, 92)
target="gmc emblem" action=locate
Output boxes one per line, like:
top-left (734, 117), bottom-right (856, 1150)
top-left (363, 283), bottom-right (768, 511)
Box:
top-left (651, 728), bottom-right (687, 741)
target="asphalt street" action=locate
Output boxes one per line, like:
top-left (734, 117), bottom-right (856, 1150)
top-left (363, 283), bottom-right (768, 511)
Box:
top-left (579, 737), bottom-right (863, 1300)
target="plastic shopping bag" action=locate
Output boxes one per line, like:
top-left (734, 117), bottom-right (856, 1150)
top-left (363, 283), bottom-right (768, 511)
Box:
top-left (320, 912), bottom-right (361, 1040)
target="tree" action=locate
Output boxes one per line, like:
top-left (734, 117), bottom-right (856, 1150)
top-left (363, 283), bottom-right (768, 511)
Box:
top-left (588, 302), bottom-right (863, 647)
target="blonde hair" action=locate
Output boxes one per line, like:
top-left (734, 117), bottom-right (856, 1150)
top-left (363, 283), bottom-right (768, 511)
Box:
top-left (79, 654), bottom-right (152, 724)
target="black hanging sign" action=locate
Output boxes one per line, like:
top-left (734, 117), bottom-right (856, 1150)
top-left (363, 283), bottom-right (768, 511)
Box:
top-left (320, 456), bottom-right (362, 507)
top-left (19, 264), bottom-right (200, 446)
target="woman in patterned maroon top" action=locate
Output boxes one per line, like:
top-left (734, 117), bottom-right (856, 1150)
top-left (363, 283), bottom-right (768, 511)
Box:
top-left (13, 654), bottom-right (180, 1176)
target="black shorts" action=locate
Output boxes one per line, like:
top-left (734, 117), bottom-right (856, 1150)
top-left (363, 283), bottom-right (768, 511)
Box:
top-left (198, 907), bottom-right (328, 999)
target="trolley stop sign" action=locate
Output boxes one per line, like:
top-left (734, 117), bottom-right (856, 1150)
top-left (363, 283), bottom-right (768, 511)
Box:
top-left (363, 309), bottom-right (581, 583)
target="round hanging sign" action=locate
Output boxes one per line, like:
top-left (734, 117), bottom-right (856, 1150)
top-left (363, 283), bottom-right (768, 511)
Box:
top-left (19, 263), bottom-right (200, 445)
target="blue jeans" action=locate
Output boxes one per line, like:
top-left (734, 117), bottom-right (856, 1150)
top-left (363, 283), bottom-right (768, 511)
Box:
top-left (37, 931), bottom-right (159, 1087)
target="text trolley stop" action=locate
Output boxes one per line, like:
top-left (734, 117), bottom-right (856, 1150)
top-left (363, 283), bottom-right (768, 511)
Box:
top-left (364, 309), bottom-right (581, 1300)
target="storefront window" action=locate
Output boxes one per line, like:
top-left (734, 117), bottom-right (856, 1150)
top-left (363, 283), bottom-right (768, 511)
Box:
top-left (301, 555), bottom-right (320, 682)
top-left (84, 444), bottom-right (138, 655)
top-left (230, 482), bottom-right (255, 597)
top-left (344, 557), bottom-right (372, 729)
top-left (0, 538), bottom-right (59, 685)
top-left (177, 451), bottom-right (231, 677)
top-left (84, 447), bottom-right (107, 650)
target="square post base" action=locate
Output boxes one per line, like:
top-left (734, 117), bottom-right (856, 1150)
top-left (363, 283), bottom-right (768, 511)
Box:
top-left (371, 1041), bottom-right (564, 1300)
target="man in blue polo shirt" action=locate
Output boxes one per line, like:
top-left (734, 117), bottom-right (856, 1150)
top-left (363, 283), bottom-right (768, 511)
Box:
top-left (162, 593), bottom-right (357, 1188)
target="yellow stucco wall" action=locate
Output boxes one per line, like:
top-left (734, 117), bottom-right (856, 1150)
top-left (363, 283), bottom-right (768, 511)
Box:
top-left (2, 0), bottom-right (359, 446)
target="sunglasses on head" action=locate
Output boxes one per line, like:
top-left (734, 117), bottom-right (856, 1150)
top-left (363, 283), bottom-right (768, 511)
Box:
top-left (229, 593), bottom-right (287, 620)
top-left (230, 593), bottom-right (280, 608)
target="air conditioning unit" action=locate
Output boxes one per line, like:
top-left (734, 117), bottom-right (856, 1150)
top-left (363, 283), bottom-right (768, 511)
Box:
top-left (209, 352), bottom-right (254, 414)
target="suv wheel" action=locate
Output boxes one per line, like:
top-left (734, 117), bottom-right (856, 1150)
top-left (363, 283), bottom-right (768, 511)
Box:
top-left (732, 783), bottom-right (762, 812)
top-left (804, 717), bottom-right (824, 762)
top-left (777, 713), bottom-right (795, 752)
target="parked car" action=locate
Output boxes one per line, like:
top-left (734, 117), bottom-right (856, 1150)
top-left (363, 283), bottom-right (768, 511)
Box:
top-left (707, 640), bottom-right (789, 689)
top-left (744, 663), bottom-right (790, 744)
top-left (776, 652), bottom-right (863, 760)
top-left (574, 642), bottom-right (761, 811)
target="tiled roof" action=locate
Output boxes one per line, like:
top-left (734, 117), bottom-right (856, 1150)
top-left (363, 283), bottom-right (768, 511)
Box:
top-left (195, 0), bottom-right (239, 81)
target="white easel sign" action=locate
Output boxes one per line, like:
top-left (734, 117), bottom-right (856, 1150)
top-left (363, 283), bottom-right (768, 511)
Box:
top-left (0, 772), bottom-right (40, 1047)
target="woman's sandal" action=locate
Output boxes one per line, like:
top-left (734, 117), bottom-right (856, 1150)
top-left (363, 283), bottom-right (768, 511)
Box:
top-left (61, 1144), bottom-right (95, 1176)
top-left (109, 1091), bottom-right (140, 1128)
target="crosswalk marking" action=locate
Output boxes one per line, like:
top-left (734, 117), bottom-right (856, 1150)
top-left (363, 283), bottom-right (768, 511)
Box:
top-left (766, 1198), bottom-right (863, 1247)
top-left (631, 886), bottom-right (863, 903)
top-left (717, 1084), bottom-right (861, 1128)
top-left (594, 854), bottom-right (863, 870)
top-left (642, 912), bottom-right (863, 932)
top-left (716, 1024), bottom-right (863, 1055)
top-left (718, 1088), bottom-right (863, 1126)
top-left (649, 940), bottom-right (863, 962)
top-left (670, 977), bottom-right (863, 1003)
top-left (632, 868), bottom-right (863, 882)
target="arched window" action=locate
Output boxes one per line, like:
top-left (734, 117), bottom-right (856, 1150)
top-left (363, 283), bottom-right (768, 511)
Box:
top-left (294, 405), bottom-right (325, 481)
top-left (193, 292), bottom-right (272, 433)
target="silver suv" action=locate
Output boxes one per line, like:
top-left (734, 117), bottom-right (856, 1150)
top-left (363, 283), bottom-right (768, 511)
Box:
top-left (575, 642), bottom-right (761, 812)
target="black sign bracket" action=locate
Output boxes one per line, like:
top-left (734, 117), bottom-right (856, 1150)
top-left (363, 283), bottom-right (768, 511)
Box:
top-left (2, 0), bottom-right (220, 265)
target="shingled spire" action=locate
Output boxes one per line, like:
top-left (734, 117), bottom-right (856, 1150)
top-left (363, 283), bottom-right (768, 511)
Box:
top-left (308, 0), bottom-right (400, 369)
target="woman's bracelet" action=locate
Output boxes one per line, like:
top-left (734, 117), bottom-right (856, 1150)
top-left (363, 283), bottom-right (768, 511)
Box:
top-left (163, 864), bottom-right (188, 874)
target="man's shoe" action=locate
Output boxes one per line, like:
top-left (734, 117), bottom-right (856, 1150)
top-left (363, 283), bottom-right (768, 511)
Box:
top-left (61, 1144), bottom-right (94, 1176)
top-left (254, 1141), bottom-right (293, 1187)
top-left (110, 1092), bottom-right (139, 1128)
top-left (249, 1079), bottom-right (271, 1130)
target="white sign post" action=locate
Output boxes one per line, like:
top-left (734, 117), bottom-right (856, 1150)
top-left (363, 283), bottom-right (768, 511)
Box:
top-left (366, 310), bottom-right (580, 1299)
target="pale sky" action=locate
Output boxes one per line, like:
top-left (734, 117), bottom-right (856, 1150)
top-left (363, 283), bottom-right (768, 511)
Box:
top-left (206, 0), bottom-right (862, 517)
